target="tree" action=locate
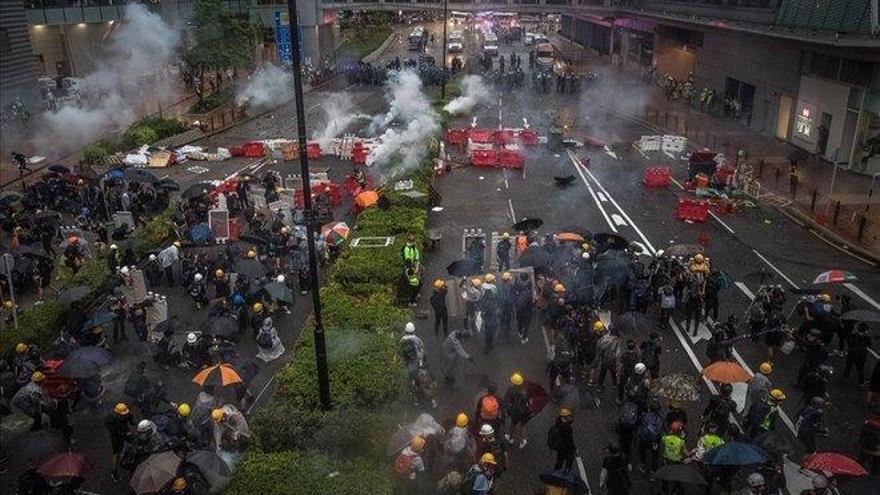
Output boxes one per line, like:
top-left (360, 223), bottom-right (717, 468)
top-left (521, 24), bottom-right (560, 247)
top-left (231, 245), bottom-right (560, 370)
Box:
top-left (183, 0), bottom-right (255, 104)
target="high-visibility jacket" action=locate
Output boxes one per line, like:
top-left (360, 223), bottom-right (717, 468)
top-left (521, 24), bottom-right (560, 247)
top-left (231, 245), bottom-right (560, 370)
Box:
top-left (403, 244), bottom-right (421, 263)
top-left (699, 433), bottom-right (724, 452)
top-left (661, 434), bottom-right (685, 462)
top-left (408, 273), bottom-right (420, 287)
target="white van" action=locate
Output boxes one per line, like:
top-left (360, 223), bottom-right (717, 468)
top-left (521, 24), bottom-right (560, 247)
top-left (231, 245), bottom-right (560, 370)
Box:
top-left (447, 31), bottom-right (464, 53)
top-left (482, 32), bottom-right (499, 56)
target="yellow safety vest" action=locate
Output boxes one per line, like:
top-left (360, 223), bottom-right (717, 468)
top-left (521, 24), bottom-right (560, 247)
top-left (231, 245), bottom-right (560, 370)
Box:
top-left (404, 245), bottom-right (420, 263)
top-left (662, 434), bottom-right (684, 462)
top-left (700, 434), bottom-right (724, 452)
top-left (408, 273), bottom-right (420, 287)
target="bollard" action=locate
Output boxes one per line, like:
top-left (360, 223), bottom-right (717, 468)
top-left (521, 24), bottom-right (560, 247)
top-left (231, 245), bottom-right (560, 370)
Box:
top-left (857, 215), bottom-right (867, 242)
top-left (833, 200), bottom-right (841, 225)
top-left (810, 189), bottom-right (817, 212)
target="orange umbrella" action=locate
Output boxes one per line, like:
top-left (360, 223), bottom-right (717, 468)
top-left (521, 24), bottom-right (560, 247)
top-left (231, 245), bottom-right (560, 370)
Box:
top-left (355, 190), bottom-right (379, 208)
top-left (192, 363), bottom-right (243, 388)
top-left (701, 361), bottom-right (751, 384)
top-left (556, 232), bottom-right (586, 243)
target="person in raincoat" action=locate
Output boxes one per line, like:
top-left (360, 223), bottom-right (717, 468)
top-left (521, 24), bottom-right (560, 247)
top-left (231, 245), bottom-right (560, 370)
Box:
top-left (443, 413), bottom-right (476, 472)
top-left (466, 453), bottom-right (497, 495)
top-left (442, 330), bottom-right (474, 386)
top-left (211, 405), bottom-right (251, 452)
top-left (462, 278), bottom-right (482, 334)
top-left (256, 317), bottom-right (285, 362)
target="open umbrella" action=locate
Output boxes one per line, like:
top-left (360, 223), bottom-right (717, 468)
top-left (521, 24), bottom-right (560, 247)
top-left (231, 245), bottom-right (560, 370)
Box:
top-left (155, 179), bottom-right (180, 191)
top-left (753, 431), bottom-right (798, 458)
top-left (259, 281), bottom-right (294, 303)
top-left (524, 380), bottom-right (550, 416)
top-left (182, 182), bottom-right (214, 200)
top-left (14, 430), bottom-right (64, 463)
top-left (703, 442), bottom-right (767, 466)
top-left (702, 361), bottom-right (752, 384)
top-left (81, 312), bottom-right (116, 332)
top-left (238, 234), bottom-right (268, 246)
top-left (0, 191), bottom-right (22, 205)
top-left (130, 451), bottom-right (181, 495)
top-left (841, 309), bottom-right (880, 323)
top-left (446, 259), bottom-right (482, 277)
top-left (233, 259), bottom-right (267, 280)
top-left (321, 221), bottom-right (350, 247)
top-left (192, 363), bottom-right (243, 388)
top-left (651, 464), bottom-right (707, 485)
top-left (813, 270), bottom-right (857, 284)
top-left (512, 218), bottom-right (543, 232)
top-left (665, 243), bottom-right (704, 257)
top-left (355, 190), bottom-right (379, 208)
top-left (124, 168), bottom-right (158, 183)
top-left (186, 450), bottom-right (231, 491)
top-left (594, 232), bottom-right (629, 252)
top-left (802, 453), bottom-right (868, 476)
top-left (651, 373), bottom-right (701, 402)
top-left (539, 469), bottom-right (589, 493)
top-left (58, 286), bottom-right (92, 305)
top-left (838, 476), bottom-right (880, 495)
top-left (48, 165), bottom-right (71, 174)
top-left (518, 246), bottom-right (552, 270)
top-left (386, 413), bottom-right (445, 456)
top-left (58, 346), bottom-right (113, 378)
top-left (200, 317), bottom-right (238, 339)
top-left (37, 451), bottom-right (94, 479)
top-left (556, 232), bottom-right (585, 243)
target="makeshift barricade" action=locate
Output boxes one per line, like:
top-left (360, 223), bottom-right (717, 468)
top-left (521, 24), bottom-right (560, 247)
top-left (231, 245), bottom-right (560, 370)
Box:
top-left (294, 183), bottom-right (342, 208)
top-left (229, 146), bottom-right (245, 157)
top-left (675, 199), bottom-right (710, 222)
top-left (351, 146), bottom-right (368, 166)
top-left (307, 142), bottom-right (322, 160)
top-left (470, 149), bottom-right (497, 168)
top-left (494, 130), bottom-right (515, 145)
top-left (243, 141), bottom-right (265, 158)
top-left (469, 128), bottom-right (494, 144)
top-left (518, 130), bottom-right (539, 147)
top-left (643, 167), bottom-right (671, 188)
top-left (229, 218), bottom-right (243, 240)
top-left (497, 149), bottom-right (524, 169)
top-left (446, 129), bottom-right (468, 145)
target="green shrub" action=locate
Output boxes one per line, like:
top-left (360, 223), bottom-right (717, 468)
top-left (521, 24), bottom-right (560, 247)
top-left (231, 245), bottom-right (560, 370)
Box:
top-left (191, 90), bottom-right (232, 114)
top-left (81, 143), bottom-right (111, 166)
top-left (331, 244), bottom-right (406, 289)
top-left (225, 451), bottom-right (392, 495)
top-left (356, 206), bottom-right (427, 238)
top-left (135, 116), bottom-right (188, 139)
top-left (122, 125), bottom-right (159, 148)
top-left (339, 24), bottom-right (393, 59)
top-left (134, 207), bottom-right (177, 259)
top-left (0, 301), bottom-right (67, 356)
top-left (321, 283), bottom-right (409, 332)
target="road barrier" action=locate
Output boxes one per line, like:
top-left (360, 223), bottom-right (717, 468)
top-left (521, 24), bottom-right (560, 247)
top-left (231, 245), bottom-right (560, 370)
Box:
top-left (642, 166), bottom-right (671, 188)
top-left (676, 198), bottom-right (710, 222)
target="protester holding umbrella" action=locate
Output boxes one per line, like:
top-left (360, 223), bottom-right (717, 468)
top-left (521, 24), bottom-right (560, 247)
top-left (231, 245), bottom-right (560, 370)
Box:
top-left (844, 323), bottom-right (873, 386)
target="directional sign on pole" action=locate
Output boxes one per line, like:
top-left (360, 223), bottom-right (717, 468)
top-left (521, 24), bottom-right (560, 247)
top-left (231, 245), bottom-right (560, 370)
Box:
top-left (274, 11), bottom-right (293, 63)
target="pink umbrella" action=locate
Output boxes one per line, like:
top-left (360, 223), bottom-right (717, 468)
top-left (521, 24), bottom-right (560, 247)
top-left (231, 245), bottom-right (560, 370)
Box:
top-left (813, 270), bottom-right (857, 284)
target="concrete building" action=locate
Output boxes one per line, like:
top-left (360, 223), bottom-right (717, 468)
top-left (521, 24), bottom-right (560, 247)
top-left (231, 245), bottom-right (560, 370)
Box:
top-left (0, 0), bottom-right (39, 109)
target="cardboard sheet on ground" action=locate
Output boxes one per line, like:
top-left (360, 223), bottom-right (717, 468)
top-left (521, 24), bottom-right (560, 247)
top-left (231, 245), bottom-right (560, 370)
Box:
top-left (149, 151), bottom-right (172, 168)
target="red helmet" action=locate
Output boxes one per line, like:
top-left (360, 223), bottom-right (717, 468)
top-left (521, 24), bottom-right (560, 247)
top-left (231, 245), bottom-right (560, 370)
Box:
top-left (670, 421), bottom-right (684, 433)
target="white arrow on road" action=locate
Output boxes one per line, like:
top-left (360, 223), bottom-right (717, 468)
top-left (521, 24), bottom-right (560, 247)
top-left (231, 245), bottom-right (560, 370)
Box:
top-left (471, 116), bottom-right (478, 128)
top-left (685, 321), bottom-right (712, 344)
top-left (522, 117), bottom-right (529, 129)
top-left (604, 146), bottom-right (619, 160)
top-left (611, 214), bottom-right (627, 227)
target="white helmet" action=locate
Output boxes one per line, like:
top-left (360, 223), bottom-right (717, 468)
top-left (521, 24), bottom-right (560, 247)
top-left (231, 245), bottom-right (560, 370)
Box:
top-left (581, 252), bottom-right (590, 260)
top-left (149, 254), bottom-right (157, 261)
top-left (120, 267), bottom-right (130, 276)
top-left (137, 419), bottom-right (155, 433)
top-left (110, 244), bottom-right (118, 250)
top-left (634, 363), bottom-right (647, 375)
top-left (404, 322), bottom-right (416, 334)
top-left (276, 275), bottom-right (285, 283)
top-left (187, 332), bottom-right (197, 344)
top-left (747, 473), bottom-right (765, 488)
top-left (194, 273), bottom-right (203, 282)
top-left (479, 424), bottom-right (494, 436)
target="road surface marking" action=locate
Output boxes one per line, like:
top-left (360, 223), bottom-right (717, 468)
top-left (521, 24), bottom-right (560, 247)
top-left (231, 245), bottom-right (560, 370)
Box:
top-left (684, 320), bottom-right (712, 344)
top-left (668, 319), bottom-right (718, 394)
top-left (522, 117), bottom-right (529, 129)
top-left (508, 198), bottom-right (517, 224)
top-left (596, 191), bottom-right (608, 202)
top-left (567, 151), bottom-right (617, 233)
top-left (708, 211), bottom-right (736, 234)
top-left (603, 146), bottom-right (619, 160)
top-left (575, 456), bottom-right (590, 490)
top-left (845, 283), bottom-right (880, 310)
top-left (471, 116), bottom-right (478, 128)
top-left (611, 214), bottom-right (626, 227)
top-left (735, 282), bottom-right (754, 299)
top-left (808, 230), bottom-right (876, 265)
top-left (751, 249), bottom-right (800, 288)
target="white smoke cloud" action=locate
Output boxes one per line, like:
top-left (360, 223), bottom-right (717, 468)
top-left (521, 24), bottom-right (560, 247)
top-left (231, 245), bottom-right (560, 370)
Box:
top-left (311, 92), bottom-right (371, 146)
top-left (35, 3), bottom-right (181, 153)
top-left (443, 75), bottom-right (492, 115)
top-left (369, 70), bottom-right (440, 174)
top-left (235, 64), bottom-right (293, 109)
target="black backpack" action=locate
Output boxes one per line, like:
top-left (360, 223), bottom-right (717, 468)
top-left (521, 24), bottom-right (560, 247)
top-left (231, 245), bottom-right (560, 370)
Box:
top-left (638, 411), bottom-right (663, 442)
top-left (256, 330), bottom-right (273, 349)
top-left (400, 339), bottom-right (419, 362)
top-left (618, 401), bottom-right (639, 428)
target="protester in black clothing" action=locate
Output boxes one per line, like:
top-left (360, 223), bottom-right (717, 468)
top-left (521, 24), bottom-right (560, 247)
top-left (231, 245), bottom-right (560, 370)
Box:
top-left (600, 444), bottom-right (631, 495)
top-left (514, 273), bottom-right (533, 344)
top-left (105, 403), bottom-right (134, 482)
top-left (47, 385), bottom-right (74, 445)
top-left (844, 323), bottom-right (873, 385)
top-left (548, 407), bottom-right (577, 471)
top-left (430, 279), bottom-right (449, 338)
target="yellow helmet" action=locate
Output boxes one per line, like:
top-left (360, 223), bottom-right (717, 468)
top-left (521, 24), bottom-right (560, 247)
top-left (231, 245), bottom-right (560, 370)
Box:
top-left (280, 226), bottom-right (290, 234)
top-left (455, 413), bottom-right (468, 428)
top-left (31, 371), bottom-right (45, 383)
top-left (253, 302), bottom-right (264, 313)
top-left (510, 372), bottom-right (524, 386)
top-left (554, 283), bottom-right (566, 293)
top-left (693, 253), bottom-right (705, 263)
top-left (480, 453), bottom-right (497, 465)
top-left (3, 300), bottom-right (13, 309)
top-left (559, 407), bottom-right (573, 417)
top-left (15, 343), bottom-right (27, 353)
top-left (485, 273), bottom-right (496, 283)
top-left (177, 403), bottom-right (191, 417)
top-left (173, 477), bottom-right (188, 491)
top-left (433, 279), bottom-right (445, 290)
top-left (770, 389), bottom-right (786, 401)
top-left (592, 321), bottom-right (606, 333)
top-left (173, 241), bottom-right (181, 248)
top-left (501, 272), bottom-right (512, 281)
top-left (215, 269), bottom-right (225, 278)
top-left (247, 250), bottom-right (257, 259)
top-left (502, 232), bottom-right (510, 239)
top-left (114, 403), bottom-right (130, 415)
top-left (211, 408), bottom-right (225, 422)
top-left (818, 293), bottom-right (831, 303)
top-left (581, 243), bottom-right (590, 251)
top-left (758, 362), bottom-right (773, 375)
top-left (410, 436), bottom-right (426, 452)
top-left (472, 278), bottom-right (483, 288)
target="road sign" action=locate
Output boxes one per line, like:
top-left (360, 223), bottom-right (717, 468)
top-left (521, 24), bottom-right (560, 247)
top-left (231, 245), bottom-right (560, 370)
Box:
top-left (274, 11), bottom-right (295, 63)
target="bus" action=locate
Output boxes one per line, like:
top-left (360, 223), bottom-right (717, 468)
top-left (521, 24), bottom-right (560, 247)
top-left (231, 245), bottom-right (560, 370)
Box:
top-left (534, 42), bottom-right (554, 67)
top-left (408, 26), bottom-right (427, 50)
top-left (482, 32), bottom-right (499, 56)
top-left (450, 11), bottom-right (469, 24)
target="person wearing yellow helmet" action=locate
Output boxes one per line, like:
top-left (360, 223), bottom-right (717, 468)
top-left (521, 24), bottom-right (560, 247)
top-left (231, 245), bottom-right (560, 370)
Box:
top-left (177, 403), bottom-right (191, 417)
top-left (744, 388), bottom-right (786, 437)
top-left (592, 321), bottom-right (606, 333)
top-left (106, 402), bottom-right (135, 482)
top-left (746, 362), bottom-right (773, 413)
top-left (462, 277), bottom-right (483, 333)
top-left (15, 342), bottom-right (27, 354)
top-left (394, 435), bottom-right (427, 481)
top-left (247, 250), bottom-right (257, 259)
top-left (455, 413), bottom-right (469, 428)
top-left (505, 373), bottom-right (531, 448)
top-left (485, 273), bottom-right (496, 284)
top-left (211, 408), bottom-right (225, 423)
top-left (3, 300), bottom-right (13, 310)
top-left (431, 278), bottom-right (449, 338)
top-left (549, 405), bottom-right (577, 471)
top-left (497, 232), bottom-right (512, 271)
top-left (172, 477), bottom-right (189, 493)
top-left (497, 271), bottom-right (515, 342)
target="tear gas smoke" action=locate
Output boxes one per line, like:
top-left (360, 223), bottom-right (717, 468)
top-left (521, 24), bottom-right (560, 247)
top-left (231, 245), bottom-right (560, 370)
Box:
top-left (443, 75), bottom-right (492, 115)
top-left (369, 70), bottom-right (440, 175)
top-left (578, 66), bottom-right (650, 145)
top-left (35, 3), bottom-right (180, 153)
top-left (312, 92), bottom-right (371, 146)
top-left (236, 64), bottom-right (293, 109)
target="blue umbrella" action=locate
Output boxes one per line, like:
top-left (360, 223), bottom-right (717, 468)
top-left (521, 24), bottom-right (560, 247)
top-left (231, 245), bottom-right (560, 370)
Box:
top-left (703, 442), bottom-right (767, 466)
top-left (82, 311), bottom-right (117, 331)
top-left (191, 223), bottom-right (212, 243)
top-left (105, 169), bottom-right (124, 180)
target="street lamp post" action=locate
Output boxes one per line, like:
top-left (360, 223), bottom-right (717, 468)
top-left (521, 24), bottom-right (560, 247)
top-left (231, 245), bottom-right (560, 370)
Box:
top-left (285, 0), bottom-right (332, 410)
top-left (440, 0), bottom-right (448, 99)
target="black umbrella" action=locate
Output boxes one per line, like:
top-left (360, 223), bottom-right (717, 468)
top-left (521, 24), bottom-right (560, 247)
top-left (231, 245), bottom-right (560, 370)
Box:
top-left (239, 234), bottom-right (268, 246)
top-left (259, 282), bottom-right (293, 303)
top-left (182, 182), bottom-right (213, 200)
top-left (48, 165), bottom-right (70, 174)
top-left (652, 464), bottom-right (707, 485)
top-left (446, 259), bottom-right (482, 277)
top-left (554, 175), bottom-right (576, 187)
top-left (539, 469), bottom-right (589, 494)
top-left (234, 259), bottom-right (267, 280)
top-left (0, 192), bottom-right (22, 205)
top-left (841, 309), bottom-right (880, 323)
top-left (593, 232), bottom-right (629, 252)
top-left (59, 286), bottom-right (92, 305)
top-left (200, 317), bottom-right (238, 338)
top-left (512, 218), bottom-right (543, 232)
top-left (838, 476), bottom-right (880, 495)
top-left (518, 246), bottom-right (552, 269)
top-left (752, 431), bottom-right (798, 458)
top-left (124, 168), bottom-right (158, 183)
top-left (185, 450), bottom-right (231, 490)
top-left (14, 430), bottom-right (65, 463)
top-left (58, 346), bottom-right (113, 378)
top-left (155, 179), bottom-right (180, 191)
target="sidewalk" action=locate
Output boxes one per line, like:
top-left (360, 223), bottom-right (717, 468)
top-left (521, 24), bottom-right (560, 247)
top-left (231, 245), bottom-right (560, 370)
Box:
top-left (552, 33), bottom-right (879, 257)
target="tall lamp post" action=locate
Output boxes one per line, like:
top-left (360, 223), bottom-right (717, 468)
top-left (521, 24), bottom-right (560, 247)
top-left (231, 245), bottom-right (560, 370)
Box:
top-left (440, 0), bottom-right (448, 99)
top-left (285, 0), bottom-right (332, 410)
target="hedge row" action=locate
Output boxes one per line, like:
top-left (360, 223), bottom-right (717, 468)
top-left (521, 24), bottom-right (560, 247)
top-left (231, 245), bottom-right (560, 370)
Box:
top-left (82, 117), bottom-right (189, 166)
top-left (230, 143), bottom-right (438, 493)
